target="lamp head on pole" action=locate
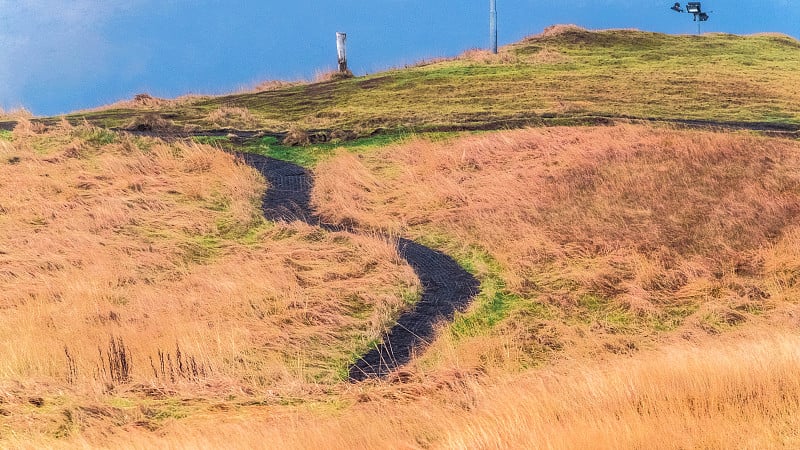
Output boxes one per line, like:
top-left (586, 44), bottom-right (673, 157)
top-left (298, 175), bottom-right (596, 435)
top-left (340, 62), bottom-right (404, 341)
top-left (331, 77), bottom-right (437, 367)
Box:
top-left (670, 2), bottom-right (712, 29)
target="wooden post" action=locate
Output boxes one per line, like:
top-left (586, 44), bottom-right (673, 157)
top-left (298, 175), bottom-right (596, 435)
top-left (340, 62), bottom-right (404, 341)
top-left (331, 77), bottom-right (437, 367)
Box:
top-left (490, 0), bottom-right (498, 54)
top-left (336, 32), bottom-right (348, 73)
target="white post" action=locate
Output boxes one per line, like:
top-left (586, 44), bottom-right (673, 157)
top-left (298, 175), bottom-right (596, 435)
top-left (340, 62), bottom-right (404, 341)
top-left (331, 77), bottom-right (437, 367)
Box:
top-left (336, 32), bottom-right (348, 73)
top-left (490, 0), bottom-right (498, 54)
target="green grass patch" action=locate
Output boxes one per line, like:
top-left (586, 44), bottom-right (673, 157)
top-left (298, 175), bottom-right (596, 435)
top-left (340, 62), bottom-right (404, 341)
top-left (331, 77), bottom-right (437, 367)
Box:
top-left (574, 293), bottom-right (636, 334)
top-left (651, 303), bottom-right (701, 332)
top-left (180, 235), bottom-right (222, 264)
top-left (191, 135), bottom-right (236, 151)
top-left (242, 133), bottom-right (409, 167)
top-left (413, 233), bottom-right (526, 338)
top-left (73, 127), bottom-right (117, 147)
top-left (0, 130), bottom-right (12, 141)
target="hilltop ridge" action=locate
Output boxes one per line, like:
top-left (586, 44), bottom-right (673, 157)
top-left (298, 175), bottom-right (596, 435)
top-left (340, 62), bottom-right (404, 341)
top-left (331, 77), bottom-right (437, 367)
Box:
top-left (52, 26), bottom-right (800, 140)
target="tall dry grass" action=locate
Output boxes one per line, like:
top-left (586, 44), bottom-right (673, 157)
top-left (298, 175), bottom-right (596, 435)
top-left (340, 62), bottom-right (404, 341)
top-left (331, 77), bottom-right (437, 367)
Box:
top-left (0, 106), bottom-right (34, 121)
top-left (21, 332), bottom-right (799, 449)
top-left (206, 106), bottom-right (258, 129)
top-left (313, 125), bottom-right (800, 363)
top-left (80, 93), bottom-right (213, 113)
top-left (0, 124), bottom-right (418, 399)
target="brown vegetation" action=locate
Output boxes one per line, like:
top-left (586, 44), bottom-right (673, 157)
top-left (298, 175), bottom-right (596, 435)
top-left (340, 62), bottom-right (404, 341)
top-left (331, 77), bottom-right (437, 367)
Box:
top-left (0, 125), bottom-right (417, 404)
top-left (13, 332), bottom-right (800, 448)
top-left (5, 123), bottom-right (800, 447)
top-left (123, 113), bottom-right (184, 132)
top-left (0, 106), bottom-right (34, 121)
top-left (206, 106), bottom-right (258, 129)
top-left (313, 125), bottom-right (800, 364)
top-left (314, 69), bottom-right (355, 83)
top-left (251, 79), bottom-right (306, 92)
top-left (79, 93), bottom-right (213, 115)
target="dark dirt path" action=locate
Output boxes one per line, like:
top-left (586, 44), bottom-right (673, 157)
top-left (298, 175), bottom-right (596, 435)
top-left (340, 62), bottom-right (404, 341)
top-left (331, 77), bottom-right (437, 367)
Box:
top-left (238, 153), bottom-right (480, 381)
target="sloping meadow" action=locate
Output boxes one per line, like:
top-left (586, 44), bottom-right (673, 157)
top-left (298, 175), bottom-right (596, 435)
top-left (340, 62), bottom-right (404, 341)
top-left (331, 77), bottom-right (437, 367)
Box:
top-left (313, 125), bottom-right (800, 366)
top-left (0, 121), bottom-right (418, 399)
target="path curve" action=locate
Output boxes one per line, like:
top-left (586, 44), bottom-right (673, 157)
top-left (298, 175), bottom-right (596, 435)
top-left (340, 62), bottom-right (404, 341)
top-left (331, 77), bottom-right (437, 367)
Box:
top-left (239, 153), bottom-right (480, 381)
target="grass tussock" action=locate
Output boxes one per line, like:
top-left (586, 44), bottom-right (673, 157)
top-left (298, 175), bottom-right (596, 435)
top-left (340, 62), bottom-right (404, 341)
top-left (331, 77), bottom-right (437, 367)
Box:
top-left (457, 48), bottom-right (518, 65)
top-left (0, 125), bottom-right (418, 402)
top-left (82, 93), bottom-right (213, 114)
top-left (313, 125), bottom-right (800, 365)
top-left (11, 116), bottom-right (48, 136)
top-left (251, 79), bottom-right (306, 92)
top-left (123, 113), bottom-right (185, 133)
top-left (314, 69), bottom-right (355, 83)
top-left (0, 106), bottom-right (34, 121)
top-left (206, 106), bottom-right (258, 129)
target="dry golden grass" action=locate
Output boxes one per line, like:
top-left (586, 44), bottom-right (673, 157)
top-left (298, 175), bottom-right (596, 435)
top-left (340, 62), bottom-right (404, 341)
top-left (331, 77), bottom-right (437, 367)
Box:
top-left (313, 68), bottom-right (355, 83)
top-left (457, 48), bottom-right (518, 65)
top-left (251, 79), bottom-right (306, 93)
top-left (5, 123), bottom-right (800, 448)
top-left (532, 23), bottom-right (589, 39)
top-left (81, 93), bottom-right (213, 114)
top-left (0, 125), bottom-right (417, 409)
top-left (206, 106), bottom-right (258, 129)
top-left (0, 106), bottom-right (34, 121)
top-left (13, 332), bottom-right (799, 449)
top-left (313, 125), bottom-right (800, 363)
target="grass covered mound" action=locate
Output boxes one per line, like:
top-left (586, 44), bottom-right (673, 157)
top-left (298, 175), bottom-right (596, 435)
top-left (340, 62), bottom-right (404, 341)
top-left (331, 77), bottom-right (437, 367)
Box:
top-left (70, 27), bottom-right (800, 135)
top-left (313, 125), bottom-right (800, 366)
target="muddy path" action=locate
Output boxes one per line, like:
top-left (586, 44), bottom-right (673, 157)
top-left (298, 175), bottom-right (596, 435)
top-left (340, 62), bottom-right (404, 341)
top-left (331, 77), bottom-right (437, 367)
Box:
top-left (238, 153), bottom-right (480, 381)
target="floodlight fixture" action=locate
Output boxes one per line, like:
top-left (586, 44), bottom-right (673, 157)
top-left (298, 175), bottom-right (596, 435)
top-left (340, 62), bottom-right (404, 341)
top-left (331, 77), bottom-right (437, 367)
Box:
top-left (670, 1), bottom-right (711, 34)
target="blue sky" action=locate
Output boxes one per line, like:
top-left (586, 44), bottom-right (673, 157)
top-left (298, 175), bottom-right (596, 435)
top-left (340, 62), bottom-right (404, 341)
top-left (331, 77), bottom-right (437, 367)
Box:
top-left (1, 0), bottom-right (798, 116)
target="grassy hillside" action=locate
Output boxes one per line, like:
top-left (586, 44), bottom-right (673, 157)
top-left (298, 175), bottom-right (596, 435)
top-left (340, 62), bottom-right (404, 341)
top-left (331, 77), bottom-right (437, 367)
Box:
top-left (5, 27), bottom-right (800, 448)
top-left (0, 121), bottom-right (419, 440)
top-left (6, 122), bottom-right (800, 448)
top-left (68, 26), bottom-right (800, 135)
top-left (313, 125), bottom-right (800, 368)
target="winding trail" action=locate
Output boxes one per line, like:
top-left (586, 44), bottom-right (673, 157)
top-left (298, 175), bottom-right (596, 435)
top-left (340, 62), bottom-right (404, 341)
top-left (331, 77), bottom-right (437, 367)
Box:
top-left (239, 153), bottom-right (480, 381)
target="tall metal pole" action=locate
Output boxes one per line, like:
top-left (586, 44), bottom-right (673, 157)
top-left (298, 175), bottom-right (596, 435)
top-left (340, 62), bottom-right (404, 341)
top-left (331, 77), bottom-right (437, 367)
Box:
top-left (490, 0), bottom-right (498, 54)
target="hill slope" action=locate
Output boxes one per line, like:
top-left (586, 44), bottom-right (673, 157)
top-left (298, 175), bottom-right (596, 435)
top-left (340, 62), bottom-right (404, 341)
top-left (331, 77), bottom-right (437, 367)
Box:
top-left (4, 27), bottom-right (800, 448)
top-left (66, 26), bottom-right (800, 136)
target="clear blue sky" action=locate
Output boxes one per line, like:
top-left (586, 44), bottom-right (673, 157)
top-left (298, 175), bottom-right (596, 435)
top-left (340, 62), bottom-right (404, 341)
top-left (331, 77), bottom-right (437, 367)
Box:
top-left (1, 0), bottom-right (798, 116)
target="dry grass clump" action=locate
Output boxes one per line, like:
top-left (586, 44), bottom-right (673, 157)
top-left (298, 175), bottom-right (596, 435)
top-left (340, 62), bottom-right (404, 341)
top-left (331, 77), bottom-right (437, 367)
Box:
top-left (11, 116), bottom-right (48, 136)
top-left (530, 23), bottom-right (588, 40)
top-left (123, 113), bottom-right (183, 133)
top-left (252, 79), bottom-right (306, 92)
top-left (206, 106), bottom-right (258, 129)
top-left (458, 48), bottom-right (517, 65)
top-left (0, 125), bottom-right (418, 400)
top-left (0, 106), bottom-right (34, 120)
top-left (314, 69), bottom-right (355, 82)
top-left (282, 126), bottom-right (311, 146)
top-left (82, 93), bottom-right (213, 114)
top-left (130, 93), bottom-right (167, 108)
top-left (313, 125), bottom-right (800, 359)
top-left (31, 332), bottom-right (800, 449)
top-left (79, 93), bottom-right (168, 112)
